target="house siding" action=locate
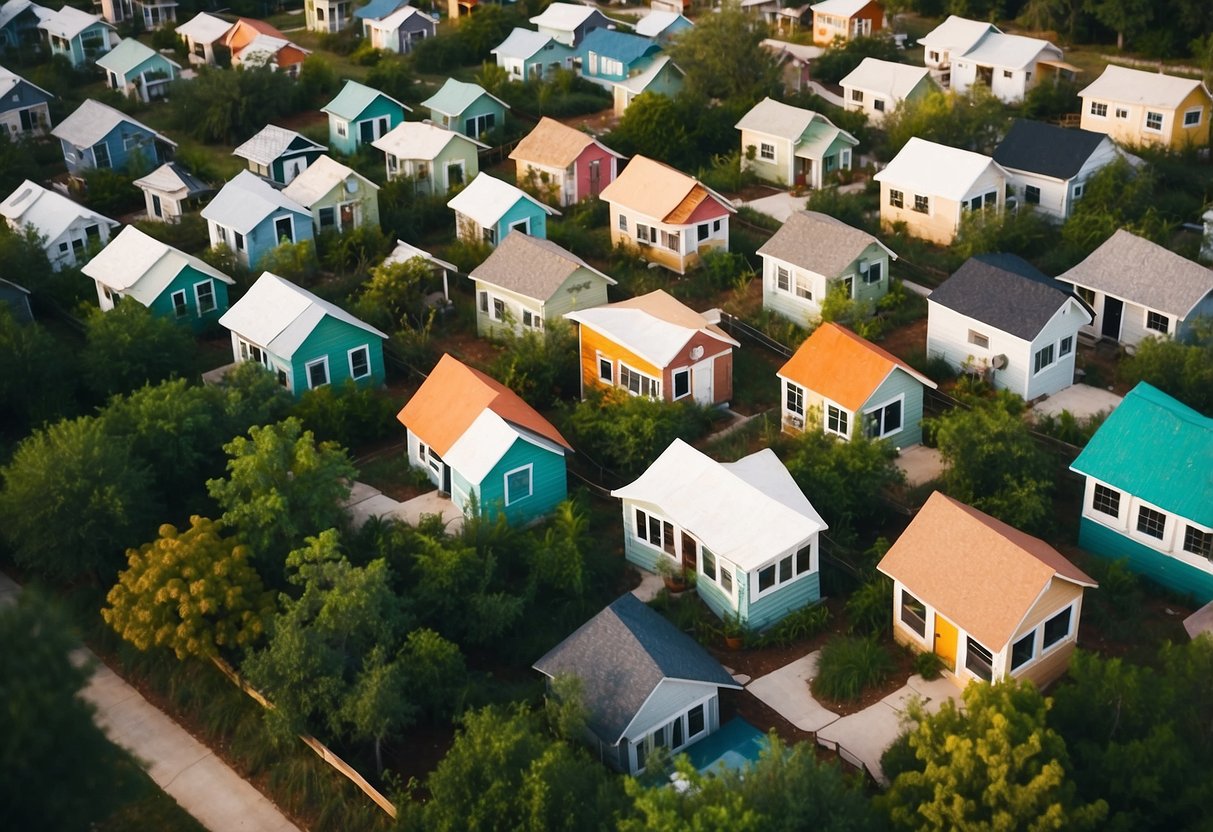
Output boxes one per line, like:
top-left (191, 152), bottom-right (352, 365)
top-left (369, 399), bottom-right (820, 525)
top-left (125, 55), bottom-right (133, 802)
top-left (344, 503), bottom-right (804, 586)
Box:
top-left (761, 242), bottom-right (889, 324)
top-left (878, 167), bottom-right (1005, 244)
top-left (477, 264), bottom-right (611, 340)
top-left (580, 323), bottom-right (663, 398)
top-left (1076, 288), bottom-right (1213, 348)
top-left (1080, 516), bottom-right (1213, 603)
top-left (612, 61), bottom-right (684, 116)
top-left (740, 569), bottom-right (821, 630)
top-left (287, 314), bottom-right (385, 397)
top-left (862, 367), bottom-right (926, 448)
top-left (1005, 138), bottom-right (1118, 221)
top-left (143, 264), bottom-right (230, 331)
top-left (0, 80), bottom-right (52, 138)
top-left (606, 201), bottom-right (729, 275)
top-left (306, 178), bottom-right (380, 235)
top-left (270, 147), bottom-right (325, 185)
top-left (330, 95), bottom-right (405, 155)
top-left (739, 130), bottom-right (793, 186)
top-left (843, 76), bottom-right (932, 126)
top-left (433, 95), bottom-right (507, 140)
top-left (1081, 85), bottom-right (1212, 150)
top-left (42, 216), bottom-right (115, 270)
top-left (62, 122), bottom-right (165, 176)
top-left (476, 436), bottom-right (567, 525)
top-left (495, 196), bottom-right (549, 242)
top-left (572, 143), bottom-right (617, 203)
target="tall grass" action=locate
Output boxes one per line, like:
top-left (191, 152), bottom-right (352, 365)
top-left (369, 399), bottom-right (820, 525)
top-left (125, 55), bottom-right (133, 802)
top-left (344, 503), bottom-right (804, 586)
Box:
top-left (813, 636), bottom-right (895, 702)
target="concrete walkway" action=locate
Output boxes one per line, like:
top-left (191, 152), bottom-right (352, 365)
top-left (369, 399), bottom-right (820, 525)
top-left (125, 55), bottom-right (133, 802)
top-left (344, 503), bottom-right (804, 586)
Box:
top-left (1030, 384), bottom-right (1123, 421)
top-left (747, 652), bottom-right (840, 733)
top-left (739, 191), bottom-right (807, 223)
top-left (0, 573), bottom-right (301, 832)
top-left (343, 480), bottom-right (465, 533)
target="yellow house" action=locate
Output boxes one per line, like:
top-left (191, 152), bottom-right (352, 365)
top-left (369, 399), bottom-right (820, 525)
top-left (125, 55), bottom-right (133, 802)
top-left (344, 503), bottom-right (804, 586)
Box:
top-left (1080, 65), bottom-right (1212, 150)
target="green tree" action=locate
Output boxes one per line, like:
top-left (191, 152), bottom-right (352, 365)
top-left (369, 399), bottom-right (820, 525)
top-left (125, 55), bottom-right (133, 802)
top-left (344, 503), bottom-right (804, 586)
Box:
top-left (0, 591), bottom-right (144, 829)
top-left (102, 516), bottom-right (274, 660)
top-left (879, 680), bottom-right (1107, 831)
top-left (292, 380), bottom-right (397, 452)
top-left (490, 321), bottom-right (580, 410)
top-left (353, 255), bottom-right (434, 332)
top-left (82, 302), bottom-right (196, 400)
top-left (1085, 0), bottom-right (1152, 49)
top-left (257, 239), bottom-right (317, 284)
top-left (882, 86), bottom-right (1009, 156)
top-left (666, 0), bottom-right (780, 104)
top-left (170, 65), bottom-right (299, 144)
top-left (528, 500), bottom-right (589, 597)
top-left (1118, 319), bottom-right (1213, 414)
top-left (1060, 157), bottom-right (1165, 258)
top-left (0, 306), bottom-right (77, 435)
top-left (216, 360), bottom-right (296, 433)
top-left (0, 416), bottom-right (159, 581)
top-left (811, 35), bottom-right (905, 85)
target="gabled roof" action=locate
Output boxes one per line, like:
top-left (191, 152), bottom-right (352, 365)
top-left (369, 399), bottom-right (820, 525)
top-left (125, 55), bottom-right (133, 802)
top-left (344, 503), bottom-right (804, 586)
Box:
top-left (634, 10), bottom-right (690, 38)
top-left (734, 96), bottom-right (819, 141)
top-left (839, 57), bottom-right (933, 98)
top-left (613, 439), bottom-right (826, 571)
top-left (1070, 382), bottom-right (1213, 526)
top-left (615, 53), bottom-right (682, 94)
top-left (778, 322), bottom-right (935, 412)
top-left (992, 119), bottom-right (1109, 181)
top-left (0, 0), bottom-right (43, 32)
top-left (491, 27), bottom-right (559, 61)
top-left (761, 38), bottom-right (823, 65)
top-left (446, 173), bottom-right (558, 228)
top-left (960, 31), bottom-right (1059, 70)
top-left (1079, 64), bottom-right (1212, 110)
top-left (878, 491), bottom-right (1096, 651)
top-left (353, 0), bottom-right (409, 20)
top-left (873, 137), bottom-right (1007, 202)
top-left (529, 1), bottom-right (601, 32)
top-left (281, 155), bottom-right (377, 208)
top-left (37, 5), bottom-right (110, 40)
top-left (509, 116), bottom-right (622, 169)
top-left (132, 161), bottom-right (211, 197)
top-left (233, 124), bottom-right (325, 167)
top-left (576, 27), bottom-right (658, 65)
top-left (219, 271), bottom-right (386, 358)
top-left (383, 239), bottom-right (456, 272)
top-left (397, 352), bottom-right (571, 461)
top-left (757, 209), bottom-right (895, 277)
top-left (1, 179), bottom-right (117, 242)
top-left (929, 253), bottom-right (1090, 341)
top-left (322, 79), bottom-right (410, 121)
top-left (96, 37), bottom-right (179, 76)
top-left (200, 169), bottom-right (309, 234)
top-left (421, 77), bottom-right (509, 118)
top-left (368, 4), bottom-right (431, 31)
top-left (221, 17), bottom-right (284, 45)
top-left (598, 154), bottom-right (734, 223)
top-left (52, 98), bottom-right (175, 150)
top-left (371, 119), bottom-right (487, 160)
top-left (1060, 229), bottom-right (1213, 320)
top-left (533, 593), bottom-right (740, 744)
top-left (0, 65), bottom-right (52, 104)
top-left (175, 11), bottom-right (233, 44)
top-left (918, 14), bottom-right (998, 53)
top-left (469, 232), bottom-right (614, 302)
top-left (810, 0), bottom-right (873, 16)
top-left (80, 225), bottom-right (232, 303)
top-left (564, 289), bottom-right (738, 368)
top-left (237, 33), bottom-right (306, 65)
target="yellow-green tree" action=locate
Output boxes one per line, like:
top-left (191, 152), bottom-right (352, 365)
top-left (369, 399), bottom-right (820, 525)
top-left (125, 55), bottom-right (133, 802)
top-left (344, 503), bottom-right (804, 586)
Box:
top-left (103, 516), bottom-right (274, 660)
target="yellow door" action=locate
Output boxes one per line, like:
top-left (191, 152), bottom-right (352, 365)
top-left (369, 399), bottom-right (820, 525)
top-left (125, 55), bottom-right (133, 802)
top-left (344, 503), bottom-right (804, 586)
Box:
top-left (933, 614), bottom-right (958, 670)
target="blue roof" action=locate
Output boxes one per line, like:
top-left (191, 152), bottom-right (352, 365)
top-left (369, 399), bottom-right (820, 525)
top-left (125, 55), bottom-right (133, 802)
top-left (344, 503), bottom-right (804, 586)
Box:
top-left (1070, 382), bottom-right (1213, 526)
top-left (576, 28), bottom-right (660, 66)
top-left (353, 0), bottom-right (409, 19)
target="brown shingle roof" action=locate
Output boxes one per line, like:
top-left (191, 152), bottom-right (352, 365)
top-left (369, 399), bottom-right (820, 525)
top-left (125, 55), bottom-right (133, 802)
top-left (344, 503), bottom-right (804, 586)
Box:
top-left (598, 155), bottom-right (734, 223)
top-left (509, 116), bottom-right (621, 170)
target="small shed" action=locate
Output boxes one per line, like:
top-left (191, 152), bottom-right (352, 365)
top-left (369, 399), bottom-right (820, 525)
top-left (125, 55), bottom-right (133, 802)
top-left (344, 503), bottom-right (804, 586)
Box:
top-left (447, 173), bottom-right (559, 246)
top-left (133, 161), bottom-right (211, 222)
top-left (422, 78), bottom-right (510, 141)
top-left (232, 124), bottom-right (326, 185)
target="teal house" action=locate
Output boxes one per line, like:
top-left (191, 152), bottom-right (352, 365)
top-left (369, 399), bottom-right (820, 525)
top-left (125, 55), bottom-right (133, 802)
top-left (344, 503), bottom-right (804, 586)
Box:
top-left (421, 78), bottom-right (510, 141)
top-left (219, 271), bottom-right (387, 396)
top-left (447, 173), bottom-right (558, 247)
top-left (575, 28), bottom-right (660, 84)
top-left (322, 80), bottom-right (411, 156)
top-left (233, 124), bottom-right (326, 185)
top-left (96, 37), bottom-right (180, 103)
top-left (1070, 382), bottom-right (1213, 603)
top-left (397, 353), bottom-right (572, 526)
top-left (52, 99), bottom-right (176, 175)
top-left (612, 439), bottom-right (828, 630)
top-left (202, 170), bottom-right (313, 269)
top-left (37, 5), bottom-right (115, 68)
top-left (81, 226), bottom-right (234, 331)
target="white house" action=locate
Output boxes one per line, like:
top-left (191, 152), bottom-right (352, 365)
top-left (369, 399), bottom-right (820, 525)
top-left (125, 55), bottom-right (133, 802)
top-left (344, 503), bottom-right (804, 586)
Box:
top-left (919, 14), bottom-right (998, 81)
top-left (840, 58), bottom-right (936, 126)
top-left (363, 4), bottom-right (435, 54)
top-left (175, 12), bottom-right (232, 65)
top-left (528, 2), bottom-right (612, 47)
top-left (927, 253), bottom-right (1093, 401)
top-left (132, 161), bottom-right (210, 222)
top-left (0, 179), bottom-right (117, 270)
top-left (951, 31), bottom-right (1066, 103)
top-left (372, 120), bottom-right (486, 194)
top-left (735, 97), bottom-right (858, 189)
top-left (491, 27), bottom-right (573, 80)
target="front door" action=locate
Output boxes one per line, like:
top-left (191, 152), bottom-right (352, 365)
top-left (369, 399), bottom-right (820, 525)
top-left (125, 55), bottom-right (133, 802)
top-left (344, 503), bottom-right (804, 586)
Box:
top-left (692, 364), bottom-right (712, 404)
top-left (1102, 296), bottom-right (1123, 340)
top-left (360, 119), bottom-right (375, 144)
top-left (933, 614), bottom-right (958, 670)
top-left (588, 159), bottom-right (601, 196)
top-left (283, 157), bottom-right (306, 183)
top-left (442, 464), bottom-right (451, 495)
top-left (339, 202), bottom-right (355, 232)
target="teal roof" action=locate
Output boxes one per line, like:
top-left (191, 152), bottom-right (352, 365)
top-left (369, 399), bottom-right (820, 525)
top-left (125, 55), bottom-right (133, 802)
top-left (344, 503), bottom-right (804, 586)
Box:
top-left (96, 37), bottom-right (178, 76)
top-left (575, 28), bottom-right (659, 66)
top-left (422, 78), bottom-right (508, 118)
top-left (322, 80), bottom-right (407, 121)
top-left (1070, 382), bottom-right (1213, 526)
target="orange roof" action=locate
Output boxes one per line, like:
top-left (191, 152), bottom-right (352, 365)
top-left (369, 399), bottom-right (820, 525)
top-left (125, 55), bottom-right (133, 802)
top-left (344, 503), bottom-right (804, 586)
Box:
top-left (223, 18), bottom-right (286, 49)
top-left (877, 492), bottom-right (1096, 650)
top-left (509, 117), bottom-right (620, 170)
top-left (777, 323), bottom-right (935, 412)
top-left (598, 155), bottom-right (735, 224)
top-left (397, 353), bottom-right (571, 456)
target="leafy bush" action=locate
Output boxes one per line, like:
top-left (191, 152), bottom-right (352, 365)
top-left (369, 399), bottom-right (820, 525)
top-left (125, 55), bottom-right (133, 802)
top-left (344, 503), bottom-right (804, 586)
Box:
top-left (169, 66), bottom-right (299, 145)
top-left (296, 55), bottom-right (339, 107)
top-left (353, 255), bottom-right (439, 334)
top-left (811, 35), bottom-right (904, 85)
top-left (1119, 319), bottom-right (1213, 415)
top-left (133, 214), bottom-right (210, 255)
top-left (813, 636), bottom-right (894, 701)
top-left (804, 187), bottom-right (877, 233)
top-left (365, 56), bottom-right (415, 105)
top-left (698, 249), bottom-right (754, 294)
top-left (845, 575), bottom-right (892, 636)
top-left (291, 381), bottom-right (398, 452)
top-left (82, 303), bottom-right (196, 400)
top-left (316, 224), bottom-right (392, 277)
top-left (378, 177), bottom-right (455, 242)
top-left (753, 603), bottom-right (831, 648)
top-left (256, 239), bottom-right (317, 285)
top-left (489, 322), bottom-right (580, 410)
top-left (81, 168), bottom-right (142, 214)
top-left (1032, 409), bottom-right (1107, 447)
top-left (913, 649), bottom-right (945, 681)
top-left (444, 238), bottom-right (494, 273)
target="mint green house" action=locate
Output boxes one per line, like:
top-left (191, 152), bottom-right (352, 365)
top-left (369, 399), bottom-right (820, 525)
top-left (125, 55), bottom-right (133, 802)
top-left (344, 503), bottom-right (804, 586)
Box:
top-left (735, 97), bottom-right (859, 190)
top-left (81, 226), bottom-right (234, 331)
top-left (1070, 382), bottom-right (1213, 603)
top-left (282, 155), bottom-right (381, 236)
top-left (372, 120), bottom-right (486, 195)
top-left (96, 37), bottom-right (180, 103)
top-left (421, 78), bottom-right (510, 141)
top-left (219, 272), bottom-right (387, 396)
top-left (322, 80), bottom-right (411, 156)
top-left (613, 439), bottom-right (828, 630)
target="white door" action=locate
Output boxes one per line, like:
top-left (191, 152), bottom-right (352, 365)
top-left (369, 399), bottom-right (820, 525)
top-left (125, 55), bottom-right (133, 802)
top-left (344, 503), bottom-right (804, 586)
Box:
top-left (692, 360), bottom-right (713, 404)
top-left (283, 157), bottom-right (306, 183)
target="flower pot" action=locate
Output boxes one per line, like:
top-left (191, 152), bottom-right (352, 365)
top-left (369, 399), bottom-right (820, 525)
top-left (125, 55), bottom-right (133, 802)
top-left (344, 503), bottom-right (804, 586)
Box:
top-left (724, 635), bottom-right (744, 651)
top-left (663, 576), bottom-right (688, 593)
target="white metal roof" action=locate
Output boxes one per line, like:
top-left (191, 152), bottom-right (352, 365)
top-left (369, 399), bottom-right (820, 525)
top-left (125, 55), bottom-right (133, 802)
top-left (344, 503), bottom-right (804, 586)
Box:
top-left (51, 98), bottom-right (175, 149)
top-left (959, 31), bottom-right (1059, 71)
top-left (491, 26), bottom-right (554, 60)
top-left (873, 137), bottom-right (1007, 202)
top-left (563, 295), bottom-right (736, 368)
top-left (37, 5), bottom-right (109, 40)
top-left (918, 14), bottom-right (997, 54)
top-left (96, 37), bottom-right (179, 76)
top-left (840, 57), bottom-right (932, 98)
top-left (80, 225), bottom-right (232, 304)
top-left (1080, 64), bottom-right (1212, 110)
top-left (633, 10), bottom-right (687, 37)
top-left (175, 11), bottom-right (233, 44)
top-left (612, 440), bottom-right (826, 571)
top-left (444, 409), bottom-right (567, 484)
top-left (529, 2), bottom-right (598, 32)
top-left (446, 173), bottom-right (557, 228)
top-left (281, 154), bottom-right (376, 208)
top-left (368, 4), bottom-right (432, 32)
top-left (615, 54), bottom-right (679, 93)
top-left (371, 119), bottom-right (487, 160)
top-left (201, 169), bottom-right (309, 234)
top-left (810, 0), bottom-right (871, 16)
top-left (734, 96), bottom-right (819, 141)
top-left (1, 179), bottom-right (116, 243)
top-left (232, 124), bottom-right (324, 167)
top-left (218, 271), bottom-right (386, 358)
top-left (384, 239), bottom-right (457, 272)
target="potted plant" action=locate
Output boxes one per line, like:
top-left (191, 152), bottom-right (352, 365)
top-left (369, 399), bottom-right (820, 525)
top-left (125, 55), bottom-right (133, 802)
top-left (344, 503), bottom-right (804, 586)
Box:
top-left (721, 612), bottom-right (747, 651)
top-left (657, 558), bottom-right (690, 593)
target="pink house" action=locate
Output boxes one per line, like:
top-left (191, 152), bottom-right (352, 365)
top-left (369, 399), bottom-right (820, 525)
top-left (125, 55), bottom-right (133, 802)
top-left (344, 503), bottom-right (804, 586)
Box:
top-left (509, 116), bottom-right (624, 207)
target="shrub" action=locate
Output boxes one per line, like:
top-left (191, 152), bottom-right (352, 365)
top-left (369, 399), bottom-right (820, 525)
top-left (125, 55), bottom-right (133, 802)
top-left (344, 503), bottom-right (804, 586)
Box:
top-left (489, 322), bottom-right (580, 410)
top-left (81, 168), bottom-right (142, 215)
top-left (913, 649), bottom-right (945, 680)
top-left (256, 239), bottom-right (317, 285)
top-left (810, 35), bottom-right (904, 85)
top-left (317, 224), bottom-right (392, 277)
top-left (753, 603), bottom-right (831, 648)
top-left (291, 381), bottom-right (397, 452)
top-left (845, 575), bottom-right (892, 636)
top-left (133, 214), bottom-right (210, 255)
top-left (813, 636), bottom-right (895, 702)
top-left (698, 249), bottom-right (754, 294)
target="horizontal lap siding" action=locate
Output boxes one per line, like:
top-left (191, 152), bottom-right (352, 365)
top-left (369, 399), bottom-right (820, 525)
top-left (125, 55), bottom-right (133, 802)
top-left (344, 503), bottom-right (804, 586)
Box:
top-left (879, 183), bottom-right (962, 244)
top-left (545, 269), bottom-right (609, 320)
top-left (1015, 640), bottom-right (1075, 689)
top-left (850, 244), bottom-right (890, 305)
top-left (474, 281), bottom-right (541, 338)
top-left (498, 200), bottom-right (548, 242)
top-left (696, 568), bottom-right (740, 620)
top-left (291, 316), bottom-right (385, 397)
top-left (478, 439), bottom-right (567, 525)
top-left (742, 573), bottom-right (821, 630)
top-left (150, 265), bottom-right (230, 331)
top-left (866, 369), bottom-right (925, 447)
top-left (620, 500), bottom-right (668, 573)
top-left (578, 325), bottom-right (662, 397)
top-left (1079, 517), bottom-right (1213, 603)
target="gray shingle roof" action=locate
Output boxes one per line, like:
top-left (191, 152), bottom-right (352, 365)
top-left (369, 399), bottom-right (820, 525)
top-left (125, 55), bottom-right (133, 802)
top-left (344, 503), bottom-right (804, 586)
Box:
top-left (992, 119), bottom-right (1108, 181)
top-left (757, 210), bottom-right (894, 277)
top-left (930, 253), bottom-right (1087, 340)
top-left (1059, 229), bottom-right (1213, 318)
top-left (469, 233), bottom-right (613, 301)
top-left (533, 594), bottom-right (738, 744)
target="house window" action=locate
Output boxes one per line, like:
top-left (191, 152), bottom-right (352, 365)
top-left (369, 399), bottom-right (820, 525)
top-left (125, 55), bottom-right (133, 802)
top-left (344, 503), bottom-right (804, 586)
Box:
top-left (661, 230), bottom-right (680, 251)
top-left (795, 275), bottom-right (812, 300)
top-left (786, 383), bottom-right (804, 416)
top-left (522, 309), bottom-right (542, 330)
top-left (634, 508), bottom-right (674, 556)
top-left (1136, 505), bottom-right (1167, 540)
top-left (1033, 343), bottom-right (1055, 374)
top-left (850, 89), bottom-right (863, 102)
top-left (509, 218), bottom-right (529, 236)
top-left (1010, 632), bottom-right (1035, 670)
top-left (447, 162), bottom-right (464, 186)
top-left (795, 543), bottom-right (811, 575)
top-left (504, 465), bottom-right (533, 505)
top-left (968, 330), bottom-right (989, 349)
top-left (93, 142), bottom-right (111, 169)
top-left (825, 404), bottom-right (848, 437)
top-left (635, 223), bottom-right (656, 244)
top-left (337, 122), bottom-right (347, 137)
top-left (687, 704), bottom-right (705, 738)
top-left (721, 565), bottom-right (733, 594)
top-left (598, 355), bottom-right (613, 383)
top-left (864, 398), bottom-right (902, 439)
top-left (305, 357), bottom-right (330, 389)
top-left (1059, 336), bottom-right (1073, 357)
top-left (492, 298), bottom-right (506, 321)
top-left (348, 345), bottom-right (370, 379)
top-left (862, 261), bottom-right (882, 285)
top-left (1145, 111), bottom-right (1163, 131)
top-left (234, 231), bottom-right (245, 252)
top-left (1145, 311), bottom-right (1170, 334)
top-left (1092, 483), bottom-right (1121, 517)
top-left (776, 265), bottom-right (791, 292)
top-left (713, 219), bottom-right (721, 232)
top-left (274, 216), bottom-right (294, 243)
top-left (698, 223), bottom-right (709, 241)
top-left (759, 142), bottom-right (775, 160)
top-left (672, 368), bottom-right (690, 400)
top-left (873, 98), bottom-right (885, 112)
top-left (1042, 606), bottom-right (1072, 649)
top-left (195, 281), bottom-right (216, 314)
top-left (318, 206), bottom-right (336, 230)
top-left (1002, 69), bottom-right (1013, 79)
top-left (900, 590), bottom-right (926, 637)
top-left (1025, 185), bottom-right (1040, 205)
top-left (152, 194), bottom-right (163, 218)
top-left (619, 363), bottom-right (660, 398)
top-left (618, 214), bottom-right (627, 232)
top-left (756, 552), bottom-right (800, 597)
top-left (1115, 107), bottom-right (1128, 119)
top-left (464, 112), bottom-right (496, 138)
top-left (965, 637), bottom-right (993, 681)
top-left (913, 194), bottom-right (929, 214)
top-left (1089, 101), bottom-right (1107, 117)
top-left (483, 226), bottom-right (498, 246)
top-left (701, 548), bottom-right (716, 580)
top-left (239, 339), bottom-right (270, 367)
top-left (889, 189), bottom-right (903, 209)
top-left (1183, 108), bottom-right (1202, 127)
top-left (478, 291), bottom-right (488, 313)
top-left (170, 289), bottom-right (188, 318)
top-left (1183, 526), bottom-right (1213, 559)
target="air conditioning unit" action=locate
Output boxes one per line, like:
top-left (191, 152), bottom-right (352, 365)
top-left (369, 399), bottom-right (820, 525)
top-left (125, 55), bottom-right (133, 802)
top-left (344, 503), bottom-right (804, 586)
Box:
top-left (789, 415), bottom-right (805, 430)
top-left (991, 354), bottom-right (1008, 370)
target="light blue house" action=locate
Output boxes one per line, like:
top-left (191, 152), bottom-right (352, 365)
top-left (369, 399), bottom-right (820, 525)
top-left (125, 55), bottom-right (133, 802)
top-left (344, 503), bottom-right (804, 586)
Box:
top-left (576, 28), bottom-right (661, 85)
top-left (613, 439), bottom-right (828, 630)
top-left (201, 170), bottom-right (313, 269)
top-left (51, 99), bottom-right (175, 175)
top-left (491, 27), bottom-right (574, 81)
top-left (1070, 382), bottom-right (1213, 603)
top-left (96, 37), bottom-right (180, 103)
top-left (447, 173), bottom-right (558, 247)
top-left (397, 353), bottom-right (573, 526)
top-left (322, 79), bottom-right (410, 155)
top-left (37, 5), bottom-right (115, 68)
top-left (0, 66), bottom-right (53, 139)
top-left (219, 271), bottom-right (388, 397)
top-left (421, 78), bottom-right (510, 141)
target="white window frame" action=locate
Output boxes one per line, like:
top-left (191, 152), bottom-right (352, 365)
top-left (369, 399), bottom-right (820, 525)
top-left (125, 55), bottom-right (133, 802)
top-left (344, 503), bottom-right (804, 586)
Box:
top-left (776, 264), bottom-right (791, 293)
top-left (619, 362), bottom-right (660, 399)
top-left (1144, 309), bottom-right (1170, 334)
top-left (194, 280), bottom-right (216, 314)
top-left (1089, 100), bottom-right (1107, 118)
top-left (1039, 603), bottom-right (1076, 653)
top-left (1133, 501), bottom-right (1169, 544)
top-left (752, 542), bottom-right (814, 600)
top-left (785, 381), bottom-right (804, 417)
top-left (347, 345), bottom-right (371, 380)
top-left (1033, 342), bottom-right (1055, 376)
top-left (305, 356), bottom-right (330, 389)
top-left (823, 400), bottom-right (849, 438)
top-left (759, 142), bottom-right (775, 161)
top-left (503, 463), bottom-right (533, 506)
top-left (170, 289), bottom-right (189, 318)
top-left (509, 217), bottom-right (530, 235)
top-left (863, 394), bottom-right (904, 440)
top-left (597, 352), bottom-right (613, 383)
top-left (671, 367), bottom-right (691, 400)
top-left (1183, 107), bottom-right (1202, 127)
top-left (1144, 110), bottom-right (1163, 132)
top-left (273, 214), bottom-right (295, 244)
top-left (968, 329), bottom-right (989, 349)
